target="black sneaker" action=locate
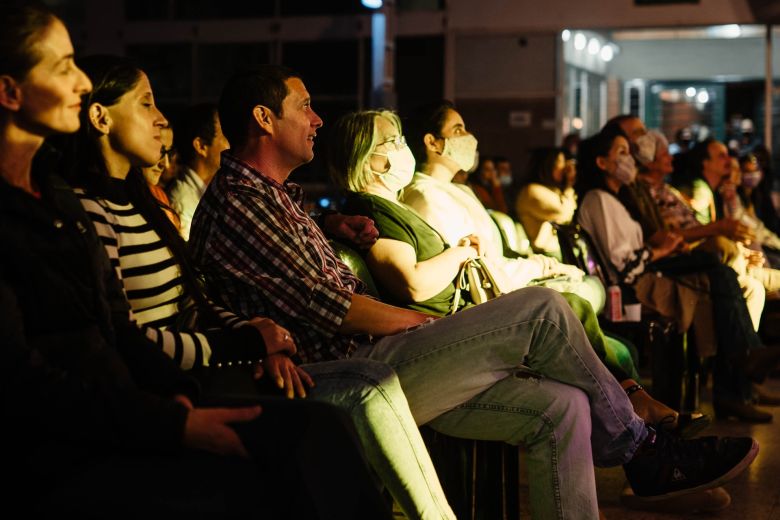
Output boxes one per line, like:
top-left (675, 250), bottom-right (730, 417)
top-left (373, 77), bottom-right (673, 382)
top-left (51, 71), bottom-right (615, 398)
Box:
top-left (623, 427), bottom-right (759, 500)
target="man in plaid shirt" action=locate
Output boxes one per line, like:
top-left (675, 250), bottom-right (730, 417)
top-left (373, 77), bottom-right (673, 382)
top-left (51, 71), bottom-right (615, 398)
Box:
top-left (189, 65), bottom-right (759, 517)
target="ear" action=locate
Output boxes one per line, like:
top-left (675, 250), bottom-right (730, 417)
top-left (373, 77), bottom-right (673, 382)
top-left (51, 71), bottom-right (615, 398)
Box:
top-left (88, 103), bottom-right (111, 135)
top-left (595, 155), bottom-right (609, 172)
top-left (251, 105), bottom-right (275, 135)
top-left (0, 75), bottom-right (22, 111)
top-left (192, 136), bottom-right (208, 158)
top-left (423, 133), bottom-right (441, 154)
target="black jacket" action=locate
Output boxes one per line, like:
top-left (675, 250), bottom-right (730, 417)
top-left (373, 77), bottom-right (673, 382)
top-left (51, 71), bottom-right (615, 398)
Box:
top-left (0, 167), bottom-right (198, 485)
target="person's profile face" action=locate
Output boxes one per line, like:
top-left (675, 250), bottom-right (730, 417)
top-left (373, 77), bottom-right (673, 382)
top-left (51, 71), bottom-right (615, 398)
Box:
top-left (273, 77), bottom-right (323, 168)
top-left (103, 72), bottom-right (169, 170)
top-left (15, 19), bottom-right (92, 136)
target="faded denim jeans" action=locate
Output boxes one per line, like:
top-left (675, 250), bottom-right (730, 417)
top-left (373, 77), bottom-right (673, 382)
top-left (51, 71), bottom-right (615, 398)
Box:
top-left (302, 359), bottom-right (456, 520)
top-left (354, 287), bottom-right (648, 520)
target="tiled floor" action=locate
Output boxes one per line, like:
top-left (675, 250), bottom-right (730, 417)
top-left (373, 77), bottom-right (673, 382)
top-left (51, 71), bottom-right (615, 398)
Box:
top-left (395, 377), bottom-right (780, 519)
top-left (596, 377), bottom-right (780, 520)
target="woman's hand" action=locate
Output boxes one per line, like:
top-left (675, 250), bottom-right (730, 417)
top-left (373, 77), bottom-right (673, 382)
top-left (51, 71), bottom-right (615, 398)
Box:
top-left (458, 234), bottom-right (483, 257)
top-left (744, 248), bottom-right (765, 269)
top-left (247, 317), bottom-right (296, 357)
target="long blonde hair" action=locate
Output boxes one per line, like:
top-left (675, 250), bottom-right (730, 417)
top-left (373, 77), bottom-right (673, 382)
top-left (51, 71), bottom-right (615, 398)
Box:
top-left (327, 110), bottom-right (402, 193)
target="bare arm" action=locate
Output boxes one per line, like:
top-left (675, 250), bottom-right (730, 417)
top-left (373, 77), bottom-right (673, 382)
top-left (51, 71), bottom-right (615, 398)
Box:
top-left (339, 292), bottom-right (435, 336)
top-left (677, 219), bottom-right (753, 243)
top-left (366, 237), bottom-right (476, 303)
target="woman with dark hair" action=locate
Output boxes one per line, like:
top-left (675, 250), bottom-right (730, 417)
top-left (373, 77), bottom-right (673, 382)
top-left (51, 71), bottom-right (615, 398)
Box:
top-left (516, 147), bottom-right (578, 256)
top-left (468, 155), bottom-right (509, 213)
top-left (0, 4), bottom-right (286, 515)
top-left (331, 108), bottom-right (716, 433)
top-left (54, 54), bottom-right (456, 520)
top-left (577, 128), bottom-right (780, 422)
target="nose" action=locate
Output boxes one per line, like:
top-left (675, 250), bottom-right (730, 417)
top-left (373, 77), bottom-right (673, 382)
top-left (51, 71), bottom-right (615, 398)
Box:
top-left (75, 65), bottom-right (92, 95)
top-left (311, 109), bottom-right (323, 129)
top-left (155, 108), bottom-right (169, 128)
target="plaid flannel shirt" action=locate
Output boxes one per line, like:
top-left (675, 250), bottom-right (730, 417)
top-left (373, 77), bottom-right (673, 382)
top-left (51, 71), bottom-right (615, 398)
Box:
top-left (189, 153), bottom-right (367, 363)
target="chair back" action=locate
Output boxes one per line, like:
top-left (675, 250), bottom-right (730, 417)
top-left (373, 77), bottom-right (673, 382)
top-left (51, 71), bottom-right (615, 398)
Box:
top-left (330, 240), bottom-right (381, 298)
top-left (487, 210), bottom-right (532, 257)
top-left (553, 223), bottom-right (610, 286)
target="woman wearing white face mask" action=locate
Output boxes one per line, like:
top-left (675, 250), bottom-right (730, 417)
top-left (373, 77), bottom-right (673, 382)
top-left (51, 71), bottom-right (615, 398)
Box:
top-left (329, 109), bottom-right (718, 435)
top-left (578, 128), bottom-right (780, 422)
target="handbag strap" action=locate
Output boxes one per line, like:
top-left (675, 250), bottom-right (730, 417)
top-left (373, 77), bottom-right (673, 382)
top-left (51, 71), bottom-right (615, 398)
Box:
top-left (450, 258), bottom-right (474, 315)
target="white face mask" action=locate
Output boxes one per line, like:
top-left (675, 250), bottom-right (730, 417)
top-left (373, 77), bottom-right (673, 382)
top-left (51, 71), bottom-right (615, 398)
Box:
top-left (611, 154), bottom-right (637, 185)
top-left (634, 133), bottom-right (657, 166)
top-left (443, 134), bottom-right (478, 172)
top-left (499, 174), bottom-right (513, 187)
top-left (372, 145), bottom-right (416, 192)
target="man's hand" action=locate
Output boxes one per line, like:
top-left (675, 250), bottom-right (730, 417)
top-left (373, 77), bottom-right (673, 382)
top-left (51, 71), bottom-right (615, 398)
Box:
top-left (183, 406), bottom-right (262, 458)
top-left (323, 214), bottom-right (379, 249)
top-left (246, 317), bottom-right (296, 357)
top-left (717, 218), bottom-right (755, 243)
top-left (256, 353), bottom-right (315, 399)
top-left (651, 232), bottom-right (684, 260)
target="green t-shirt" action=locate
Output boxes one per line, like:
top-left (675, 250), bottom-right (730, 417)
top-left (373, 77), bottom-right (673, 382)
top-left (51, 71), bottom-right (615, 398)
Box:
top-left (343, 192), bottom-right (469, 316)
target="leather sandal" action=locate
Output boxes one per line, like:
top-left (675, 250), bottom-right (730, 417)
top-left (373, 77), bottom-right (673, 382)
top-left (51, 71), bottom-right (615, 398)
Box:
top-left (657, 413), bottom-right (712, 438)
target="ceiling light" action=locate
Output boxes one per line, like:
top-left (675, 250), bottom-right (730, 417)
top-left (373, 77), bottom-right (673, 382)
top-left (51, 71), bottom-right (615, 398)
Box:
top-left (600, 45), bottom-right (614, 62)
top-left (587, 38), bottom-right (601, 55)
top-left (574, 33), bottom-right (587, 51)
top-left (562, 30), bottom-right (571, 42)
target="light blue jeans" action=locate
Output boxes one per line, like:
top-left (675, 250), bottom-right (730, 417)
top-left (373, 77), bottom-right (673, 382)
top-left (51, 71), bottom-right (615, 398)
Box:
top-left (302, 359), bottom-right (456, 520)
top-left (355, 287), bottom-right (648, 520)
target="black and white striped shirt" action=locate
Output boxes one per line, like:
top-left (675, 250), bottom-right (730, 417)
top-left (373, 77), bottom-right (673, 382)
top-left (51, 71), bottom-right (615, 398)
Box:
top-left (77, 178), bottom-right (264, 369)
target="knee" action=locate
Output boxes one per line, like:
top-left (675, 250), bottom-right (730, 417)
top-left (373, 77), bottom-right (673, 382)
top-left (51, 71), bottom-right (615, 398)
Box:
top-left (538, 382), bottom-right (591, 437)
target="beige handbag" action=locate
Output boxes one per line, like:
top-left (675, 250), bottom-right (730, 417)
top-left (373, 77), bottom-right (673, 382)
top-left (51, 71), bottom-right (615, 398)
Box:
top-left (450, 257), bottom-right (505, 314)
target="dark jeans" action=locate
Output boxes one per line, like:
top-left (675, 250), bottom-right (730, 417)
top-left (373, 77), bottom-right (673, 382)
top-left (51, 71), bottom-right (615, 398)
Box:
top-left (22, 399), bottom-right (392, 519)
top-left (649, 250), bottom-right (760, 401)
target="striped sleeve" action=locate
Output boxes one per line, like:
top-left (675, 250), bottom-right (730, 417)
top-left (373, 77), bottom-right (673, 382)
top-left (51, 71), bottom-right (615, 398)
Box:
top-left (77, 191), bottom-right (264, 369)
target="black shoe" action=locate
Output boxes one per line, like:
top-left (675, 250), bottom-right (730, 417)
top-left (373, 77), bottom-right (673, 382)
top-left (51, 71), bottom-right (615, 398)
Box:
top-left (624, 427), bottom-right (759, 500)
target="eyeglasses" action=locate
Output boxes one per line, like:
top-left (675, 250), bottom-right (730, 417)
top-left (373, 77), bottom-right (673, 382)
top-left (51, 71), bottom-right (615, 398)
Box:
top-left (374, 135), bottom-right (407, 152)
top-left (161, 146), bottom-right (176, 159)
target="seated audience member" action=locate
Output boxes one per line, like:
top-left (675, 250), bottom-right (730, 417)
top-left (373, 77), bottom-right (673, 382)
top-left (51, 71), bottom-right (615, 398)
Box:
top-left (577, 128), bottom-right (780, 422)
top-left (468, 155), bottom-right (509, 213)
top-left (168, 103), bottom-right (229, 239)
top-left (494, 155), bottom-right (517, 216)
top-left (142, 124), bottom-right (180, 229)
top-left (332, 108), bottom-right (706, 433)
top-left (637, 130), bottom-right (780, 317)
top-left (516, 147), bottom-right (578, 257)
top-left (608, 116), bottom-right (768, 331)
top-left (189, 64), bottom-right (759, 518)
top-left (723, 153), bottom-right (780, 261)
top-left (562, 132), bottom-right (581, 159)
top-left (0, 6), bottom-right (392, 519)
top-left (400, 102), bottom-right (595, 307)
top-left (55, 54), bottom-right (454, 520)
